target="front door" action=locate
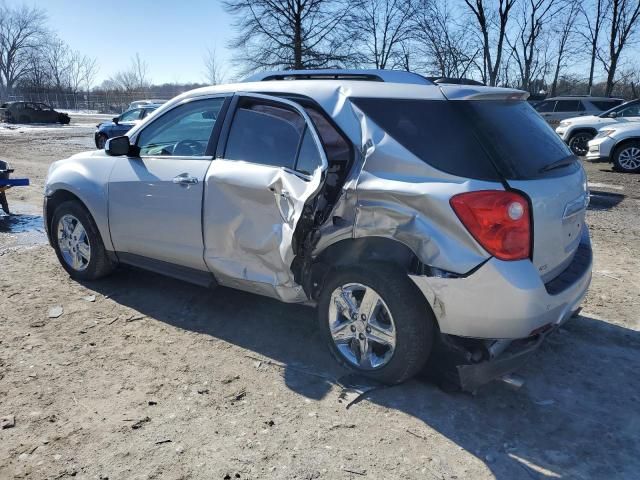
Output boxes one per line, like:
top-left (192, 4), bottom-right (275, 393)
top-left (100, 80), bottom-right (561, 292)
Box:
top-left (108, 96), bottom-right (228, 270)
top-left (202, 94), bottom-right (328, 300)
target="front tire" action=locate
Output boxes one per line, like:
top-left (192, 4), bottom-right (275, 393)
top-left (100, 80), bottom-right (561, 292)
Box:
top-left (318, 264), bottom-right (434, 384)
top-left (51, 200), bottom-right (116, 280)
top-left (612, 141), bottom-right (640, 173)
top-left (568, 131), bottom-right (594, 156)
top-left (96, 133), bottom-right (108, 149)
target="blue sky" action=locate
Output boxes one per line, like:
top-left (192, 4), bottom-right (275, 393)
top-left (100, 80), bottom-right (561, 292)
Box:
top-left (5, 0), bottom-right (237, 84)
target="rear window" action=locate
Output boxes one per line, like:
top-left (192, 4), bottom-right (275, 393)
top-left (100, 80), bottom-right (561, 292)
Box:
top-left (352, 98), bottom-right (573, 180)
top-left (351, 98), bottom-right (500, 181)
top-left (459, 100), bottom-right (574, 179)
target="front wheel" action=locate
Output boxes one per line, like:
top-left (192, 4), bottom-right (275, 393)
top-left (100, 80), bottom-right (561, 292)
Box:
top-left (568, 132), bottom-right (594, 156)
top-left (612, 141), bottom-right (640, 173)
top-left (318, 264), bottom-right (434, 384)
top-left (51, 200), bottom-right (116, 280)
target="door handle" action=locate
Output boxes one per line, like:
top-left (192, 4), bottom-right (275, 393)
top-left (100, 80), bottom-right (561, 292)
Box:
top-left (173, 174), bottom-right (199, 185)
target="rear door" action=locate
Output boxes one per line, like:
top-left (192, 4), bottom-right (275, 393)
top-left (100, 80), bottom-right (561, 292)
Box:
top-left (550, 99), bottom-right (585, 126)
top-left (202, 94), bottom-right (327, 298)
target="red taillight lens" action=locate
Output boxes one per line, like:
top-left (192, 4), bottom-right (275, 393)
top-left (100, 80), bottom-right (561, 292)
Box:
top-left (450, 190), bottom-right (531, 261)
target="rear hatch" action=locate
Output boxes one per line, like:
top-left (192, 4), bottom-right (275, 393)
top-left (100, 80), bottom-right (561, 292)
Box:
top-left (455, 98), bottom-right (588, 283)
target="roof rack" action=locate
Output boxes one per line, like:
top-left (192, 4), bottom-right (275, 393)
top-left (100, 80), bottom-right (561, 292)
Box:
top-left (242, 69), bottom-right (433, 85)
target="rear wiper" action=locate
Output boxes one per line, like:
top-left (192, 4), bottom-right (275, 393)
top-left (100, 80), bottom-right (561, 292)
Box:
top-left (538, 155), bottom-right (577, 173)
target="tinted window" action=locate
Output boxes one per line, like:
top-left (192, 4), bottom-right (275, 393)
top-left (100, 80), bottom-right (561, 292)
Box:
top-left (137, 97), bottom-right (224, 157)
top-left (119, 109), bottom-right (142, 122)
top-left (535, 101), bottom-right (555, 112)
top-left (554, 100), bottom-right (582, 112)
top-left (460, 100), bottom-right (573, 179)
top-left (225, 103), bottom-right (305, 169)
top-left (296, 128), bottom-right (323, 175)
top-left (616, 104), bottom-right (640, 117)
top-left (351, 98), bottom-right (500, 180)
top-left (592, 100), bottom-right (624, 110)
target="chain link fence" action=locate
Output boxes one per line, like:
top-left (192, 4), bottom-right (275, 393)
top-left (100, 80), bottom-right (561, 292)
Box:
top-left (4, 91), bottom-right (175, 114)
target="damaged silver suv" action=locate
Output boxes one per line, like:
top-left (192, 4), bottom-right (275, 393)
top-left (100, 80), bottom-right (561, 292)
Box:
top-left (44, 70), bottom-right (592, 389)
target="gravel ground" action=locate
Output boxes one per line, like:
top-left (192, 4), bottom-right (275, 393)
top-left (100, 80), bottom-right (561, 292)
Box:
top-left (0, 118), bottom-right (639, 480)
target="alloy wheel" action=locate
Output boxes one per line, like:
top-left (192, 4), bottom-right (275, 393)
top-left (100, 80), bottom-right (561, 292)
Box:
top-left (328, 283), bottom-right (396, 370)
top-left (57, 214), bottom-right (91, 271)
top-left (569, 133), bottom-right (592, 156)
top-left (618, 146), bottom-right (640, 171)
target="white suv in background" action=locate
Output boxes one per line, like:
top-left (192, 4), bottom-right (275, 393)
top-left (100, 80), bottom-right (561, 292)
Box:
top-left (556, 99), bottom-right (640, 156)
top-left (534, 96), bottom-right (623, 131)
top-left (586, 122), bottom-right (640, 172)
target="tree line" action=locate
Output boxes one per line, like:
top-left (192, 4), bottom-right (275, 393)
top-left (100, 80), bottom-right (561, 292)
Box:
top-left (224, 0), bottom-right (640, 97)
top-left (2, 0), bottom-right (640, 102)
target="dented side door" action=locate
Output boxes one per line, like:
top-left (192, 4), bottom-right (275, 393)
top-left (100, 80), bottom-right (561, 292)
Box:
top-left (202, 93), bottom-right (328, 302)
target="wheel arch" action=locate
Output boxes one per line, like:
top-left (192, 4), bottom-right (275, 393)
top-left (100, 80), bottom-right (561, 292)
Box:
top-left (569, 127), bottom-right (598, 137)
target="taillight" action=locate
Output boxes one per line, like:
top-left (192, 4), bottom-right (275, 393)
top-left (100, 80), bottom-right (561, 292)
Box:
top-left (450, 190), bottom-right (531, 261)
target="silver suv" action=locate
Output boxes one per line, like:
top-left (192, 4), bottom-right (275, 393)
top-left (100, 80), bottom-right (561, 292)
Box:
top-left (44, 70), bottom-right (592, 389)
top-left (534, 95), bottom-right (623, 127)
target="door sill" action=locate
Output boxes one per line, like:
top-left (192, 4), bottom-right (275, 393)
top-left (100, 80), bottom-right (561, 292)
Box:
top-left (116, 252), bottom-right (217, 289)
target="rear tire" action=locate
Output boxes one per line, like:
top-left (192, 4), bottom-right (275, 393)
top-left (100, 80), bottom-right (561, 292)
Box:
top-left (318, 263), bottom-right (434, 384)
top-left (612, 141), bottom-right (640, 173)
top-left (51, 200), bottom-right (116, 280)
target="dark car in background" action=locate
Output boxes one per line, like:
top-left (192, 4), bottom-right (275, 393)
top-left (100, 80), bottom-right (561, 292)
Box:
top-left (0, 101), bottom-right (70, 124)
top-left (94, 105), bottom-right (159, 149)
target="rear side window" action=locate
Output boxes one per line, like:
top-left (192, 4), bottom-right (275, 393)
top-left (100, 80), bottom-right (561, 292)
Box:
top-left (591, 100), bottom-right (623, 110)
top-left (351, 98), bottom-right (500, 180)
top-left (460, 100), bottom-right (573, 179)
top-left (554, 100), bottom-right (583, 112)
top-left (534, 101), bottom-right (555, 112)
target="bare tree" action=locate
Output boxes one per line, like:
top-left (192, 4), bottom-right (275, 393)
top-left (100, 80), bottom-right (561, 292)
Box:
top-left (202, 46), bottom-right (226, 84)
top-left (349, 0), bottom-right (414, 69)
top-left (463, 0), bottom-right (517, 86)
top-left (45, 36), bottom-right (72, 92)
top-left (599, 0), bottom-right (640, 95)
top-left (580, 0), bottom-right (610, 94)
top-left (550, 0), bottom-right (581, 96)
top-left (0, 4), bottom-right (47, 96)
top-left (223, 0), bottom-right (352, 73)
top-left (508, 0), bottom-right (561, 92)
top-left (110, 53), bottom-right (150, 92)
top-left (413, 0), bottom-right (480, 78)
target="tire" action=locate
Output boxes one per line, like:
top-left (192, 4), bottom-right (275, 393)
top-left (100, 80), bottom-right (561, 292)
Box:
top-left (612, 140), bottom-right (640, 173)
top-left (568, 131), bottom-right (594, 156)
top-left (318, 263), bottom-right (435, 384)
top-left (51, 200), bottom-right (116, 280)
top-left (96, 133), bottom-right (108, 149)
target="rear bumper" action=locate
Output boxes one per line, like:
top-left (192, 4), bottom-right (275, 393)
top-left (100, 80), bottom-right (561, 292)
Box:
top-left (409, 228), bottom-right (592, 339)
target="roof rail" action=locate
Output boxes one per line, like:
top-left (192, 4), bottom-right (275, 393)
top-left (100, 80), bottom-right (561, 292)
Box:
top-left (242, 69), bottom-right (433, 85)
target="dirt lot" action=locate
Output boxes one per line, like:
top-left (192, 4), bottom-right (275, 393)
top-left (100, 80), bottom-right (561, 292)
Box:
top-left (1, 118), bottom-right (639, 480)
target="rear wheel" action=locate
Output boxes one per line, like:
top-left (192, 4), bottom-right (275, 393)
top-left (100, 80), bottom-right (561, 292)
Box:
top-left (51, 200), bottom-right (116, 280)
top-left (568, 131), bottom-right (594, 156)
top-left (318, 264), bottom-right (434, 384)
top-left (612, 141), bottom-right (640, 173)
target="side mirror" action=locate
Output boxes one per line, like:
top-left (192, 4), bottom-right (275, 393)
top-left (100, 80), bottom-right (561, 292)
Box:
top-left (112, 116), bottom-right (119, 124)
top-left (105, 136), bottom-right (131, 156)
top-left (609, 111), bottom-right (618, 118)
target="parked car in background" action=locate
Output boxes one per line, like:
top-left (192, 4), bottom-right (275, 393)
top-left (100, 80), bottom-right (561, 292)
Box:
top-left (534, 96), bottom-right (623, 128)
top-left (556, 99), bottom-right (640, 155)
top-left (586, 122), bottom-right (640, 172)
top-left (94, 105), bottom-right (159, 149)
top-left (126, 99), bottom-right (167, 111)
top-left (45, 69), bottom-right (592, 389)
top-left (0, 101), bottom-right (70, 124)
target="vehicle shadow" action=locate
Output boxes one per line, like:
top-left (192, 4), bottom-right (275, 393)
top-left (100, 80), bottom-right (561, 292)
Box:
top-left (83, 266), bottom-right (640, 479)
top-left (588, 189), bottom-right (625, 211)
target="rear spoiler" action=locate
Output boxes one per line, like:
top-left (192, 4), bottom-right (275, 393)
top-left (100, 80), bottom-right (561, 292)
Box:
top-left (439, 85), bottom-right (529, 101)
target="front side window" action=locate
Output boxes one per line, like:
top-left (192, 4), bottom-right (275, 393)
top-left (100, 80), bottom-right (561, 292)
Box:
top-left (225, 100), bottom-right (322, 174)
top-left (137, 97), bottom-right (225, 157)
top-left (617, 104), bottom-right (640, 117)
top-left (119, 109), bottom-right (142, 122)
